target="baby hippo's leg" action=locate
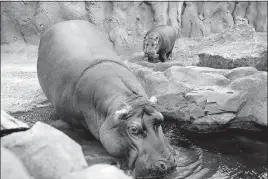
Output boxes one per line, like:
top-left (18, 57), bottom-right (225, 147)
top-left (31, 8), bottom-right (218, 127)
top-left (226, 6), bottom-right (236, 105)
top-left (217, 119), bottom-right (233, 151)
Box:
top-left (166, 46), bottom-right (174, 61)
top-left (159, 51), bottom-right (168, 62)
top-left (166, 51), bottom-right (173, 61)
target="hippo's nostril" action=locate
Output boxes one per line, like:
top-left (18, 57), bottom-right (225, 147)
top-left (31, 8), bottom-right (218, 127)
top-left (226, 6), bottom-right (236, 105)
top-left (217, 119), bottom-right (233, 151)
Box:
top-left (155, 161), bottom-right (167, 171)
top-left (160, 163), bottom-right (165, 170)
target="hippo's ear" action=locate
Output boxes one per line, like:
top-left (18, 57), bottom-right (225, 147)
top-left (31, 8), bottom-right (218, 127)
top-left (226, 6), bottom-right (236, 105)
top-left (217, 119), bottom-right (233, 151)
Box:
top-left (114, 106), bottom-right (131, 120)
top-left (149, 96), bottom-right (157, 105)
top-left (155, 36), bottom-right (159, 43)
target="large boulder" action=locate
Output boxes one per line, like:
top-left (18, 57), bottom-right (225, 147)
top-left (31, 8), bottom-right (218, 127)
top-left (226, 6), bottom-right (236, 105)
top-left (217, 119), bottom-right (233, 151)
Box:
top-left (1, 122), bottom-right (88, 179)
top-left (61, 164), bottom-right (133, 179)
top-left (125, 61), bottom-right (267, 132)
top-left (196, 23), bottom-right (267, 71)
top-left (171, 22), bottom-right (267, 71)
top-left (1, 147), bottom-right (32, 179)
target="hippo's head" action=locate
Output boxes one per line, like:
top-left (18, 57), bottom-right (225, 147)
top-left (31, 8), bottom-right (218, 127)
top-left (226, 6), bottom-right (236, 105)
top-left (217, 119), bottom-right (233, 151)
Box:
top-left (99, 96), bottom-right (177, 178)
top-left (143, 33), bottom-right (161, 58)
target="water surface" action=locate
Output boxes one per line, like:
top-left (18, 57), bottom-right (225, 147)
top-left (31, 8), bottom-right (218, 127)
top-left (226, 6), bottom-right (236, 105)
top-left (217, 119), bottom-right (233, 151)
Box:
top-left (161, 122), bottom-right (267, 179)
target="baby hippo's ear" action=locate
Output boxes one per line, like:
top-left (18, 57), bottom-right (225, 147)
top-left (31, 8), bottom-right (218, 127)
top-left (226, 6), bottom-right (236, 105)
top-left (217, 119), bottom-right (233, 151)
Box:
top-left (155, 36), bottom-right (159, 42)
top-left (149, 96), bottom-right (157, 105)
top-left (114, 105), bottom-right (131, 120)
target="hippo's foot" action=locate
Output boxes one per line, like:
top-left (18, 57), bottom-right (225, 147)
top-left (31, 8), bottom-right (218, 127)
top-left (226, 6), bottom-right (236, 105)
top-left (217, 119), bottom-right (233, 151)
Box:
top-left (166, 51), bottom-right (173, 61)
top-left (167, 54), bottom-right (172, 61)
top-left (148, 57), bottom-right (161, 63)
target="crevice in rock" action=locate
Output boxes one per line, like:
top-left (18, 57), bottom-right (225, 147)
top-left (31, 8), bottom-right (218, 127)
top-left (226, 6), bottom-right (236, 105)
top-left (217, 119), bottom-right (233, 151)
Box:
top-left (200, 26), bottom-right (204, 36)
top-left (84, 1), bottom-right (90, 22)
top-left (180, 1), bottom-right (187, 30)
top-left (22, 1), bottom-right (27, 5)
top-left (243, 2), bottom-right (250, 24)
top-left (189, 20), bottom-right (193, 37)
top-left (143, 1), bottom-right (156, 25)
top-left (231, 1), bottom-right (238, 24)
top-left (1, 127), bottom-right (29, 137)
top-left (19, 27), bottom-right (27, 43)
top-left (167, 2), bottom-right (171, 26)
top-left (181, 2), bottom-right (187, 18)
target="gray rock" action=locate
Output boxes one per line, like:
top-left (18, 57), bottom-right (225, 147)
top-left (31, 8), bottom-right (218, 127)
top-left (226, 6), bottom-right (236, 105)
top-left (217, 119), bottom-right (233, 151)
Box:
top-left (1, 147), bottom-right (33, 179)
top-left (61, 164), bottom-right (133, 179)
top-left (1, 122), bottom-right (88, 179)
top-left (196, 24), bottom-right (267, 71)
top-left (1, 110), bottom-right (29, 130)
top-left (164, 66), bottom-right (230, 87)
top-left (188, 113), bottom-right (236, 131)
top-left (224, 66), bottom-right (259, 80)
top-left (228, 72), bottom-right (267, 125)
top-left (125, 61), bottom-right (267, 132)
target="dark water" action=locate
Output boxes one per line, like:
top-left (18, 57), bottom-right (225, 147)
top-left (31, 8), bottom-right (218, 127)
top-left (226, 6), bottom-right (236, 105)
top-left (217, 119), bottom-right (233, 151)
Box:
top-left (161, 122), bottom-right (268, 179)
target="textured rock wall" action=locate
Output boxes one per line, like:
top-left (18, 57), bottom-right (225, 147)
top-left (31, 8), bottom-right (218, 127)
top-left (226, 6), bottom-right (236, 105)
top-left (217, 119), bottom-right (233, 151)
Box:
top-left (1, 1), bottom-right (267, 54)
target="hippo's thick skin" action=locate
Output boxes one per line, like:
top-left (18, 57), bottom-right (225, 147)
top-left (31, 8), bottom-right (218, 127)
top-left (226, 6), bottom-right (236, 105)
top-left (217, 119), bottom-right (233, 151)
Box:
top-left (37, 20), bottom-right (177, 178)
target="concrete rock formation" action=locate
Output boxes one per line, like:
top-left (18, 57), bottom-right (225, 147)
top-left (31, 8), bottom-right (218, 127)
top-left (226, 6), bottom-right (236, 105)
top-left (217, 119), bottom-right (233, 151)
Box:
top-left (1, 122), bottom-right (88, 179)
top-left (196, 23), bottom-right (267, 71)
top-left (1, 147), bottom-right (32, 179)
top-left (61, 164), bottom-right (133, 179)
top-left (125, 61), bottom-right (267, 132)
top-left (1, 1), bottom-right (267, 55)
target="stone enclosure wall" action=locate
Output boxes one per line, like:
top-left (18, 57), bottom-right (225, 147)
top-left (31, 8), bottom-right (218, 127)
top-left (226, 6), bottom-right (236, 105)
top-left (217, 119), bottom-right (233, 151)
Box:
top-left (1, 1), bottom-right (267, 54)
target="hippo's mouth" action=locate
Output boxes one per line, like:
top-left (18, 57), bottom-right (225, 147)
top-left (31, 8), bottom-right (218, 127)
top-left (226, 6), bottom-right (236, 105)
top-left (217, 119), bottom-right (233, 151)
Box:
top-left (133, 165), bottom-right (177, 179)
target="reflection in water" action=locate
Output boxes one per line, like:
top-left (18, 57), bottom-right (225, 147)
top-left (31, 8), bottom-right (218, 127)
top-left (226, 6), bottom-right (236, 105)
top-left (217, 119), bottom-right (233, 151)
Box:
top-left (161, 122), bottom-right (268, 179)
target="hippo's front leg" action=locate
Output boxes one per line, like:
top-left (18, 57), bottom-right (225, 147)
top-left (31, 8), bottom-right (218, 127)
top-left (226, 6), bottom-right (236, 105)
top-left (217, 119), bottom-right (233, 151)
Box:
top-left (159, 51), bottom-right (168, 62)
top-left (166, 51), bottom-right (173, 61)
top-left (166, 46), bottom-right (174, 61)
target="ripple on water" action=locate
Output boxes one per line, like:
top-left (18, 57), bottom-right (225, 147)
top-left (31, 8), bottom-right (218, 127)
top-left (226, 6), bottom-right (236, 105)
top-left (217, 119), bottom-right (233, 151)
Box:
top-left (161, 122), bottom-right (267, 179)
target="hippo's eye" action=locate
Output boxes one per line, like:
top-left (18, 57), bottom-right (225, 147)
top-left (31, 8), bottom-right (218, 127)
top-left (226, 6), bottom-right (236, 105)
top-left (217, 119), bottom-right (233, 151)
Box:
top-left (129, 126), bottom-right (139, 135)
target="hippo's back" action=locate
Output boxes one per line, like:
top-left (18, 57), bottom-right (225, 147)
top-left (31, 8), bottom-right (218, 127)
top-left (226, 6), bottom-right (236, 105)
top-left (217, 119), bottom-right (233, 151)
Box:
top-left (37, 20), bottom-right (120, 114)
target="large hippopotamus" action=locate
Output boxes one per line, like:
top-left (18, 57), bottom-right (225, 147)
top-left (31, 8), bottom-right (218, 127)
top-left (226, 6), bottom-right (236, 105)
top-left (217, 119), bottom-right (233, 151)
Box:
top-left (37, 20), bottom-right (177, 178)
top-left (143, 25), bottom-right (177, 63)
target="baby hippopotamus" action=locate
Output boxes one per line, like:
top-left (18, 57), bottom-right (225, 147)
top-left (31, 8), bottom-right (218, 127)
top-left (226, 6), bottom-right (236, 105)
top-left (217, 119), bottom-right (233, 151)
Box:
top-left (143, 25), bottom-right (177, 63)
